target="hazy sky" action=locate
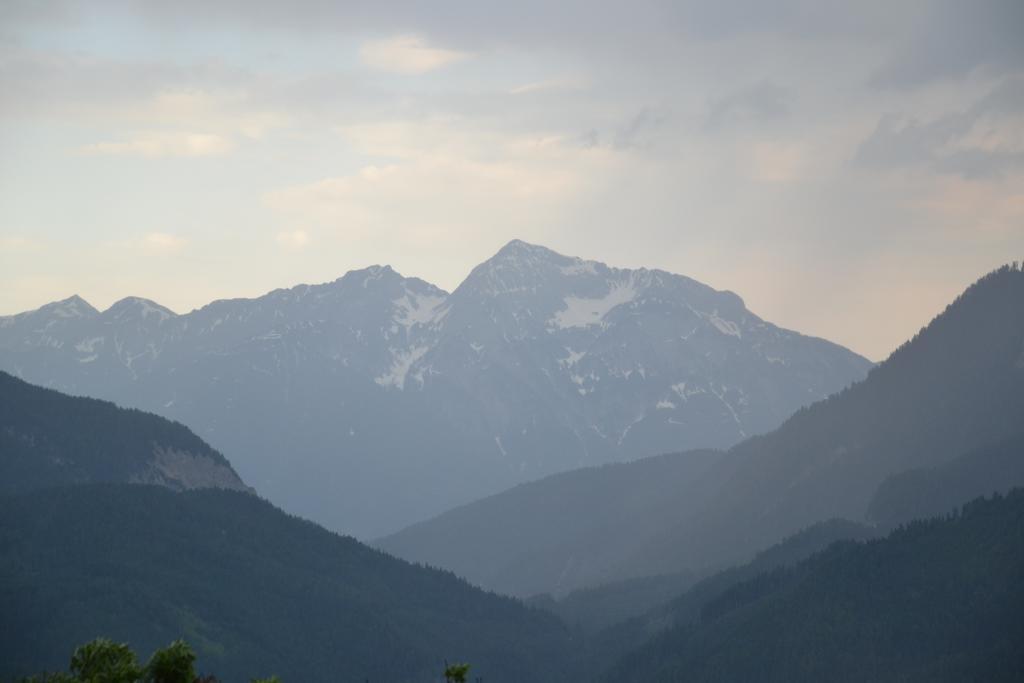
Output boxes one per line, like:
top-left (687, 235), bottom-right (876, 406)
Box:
top-left (1, 1), bottom-right (1022, 360)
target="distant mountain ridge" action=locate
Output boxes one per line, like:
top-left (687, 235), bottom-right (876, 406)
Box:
top-left (381, 264), bottom-right (1024, 593)
top-left (600, 489), bottom-right (1024, 683)
top-left (0, 240), bottom-right (871, 536)
top-left (0, 370), bottom-right (248, 495)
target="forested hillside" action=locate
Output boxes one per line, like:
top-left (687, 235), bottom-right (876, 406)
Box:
top-left (600, 490), bottom-right (1024, 683)
top-left (867, 432), bottom-right (1024, 527)
top-left (0, 485), bottom-right (579, 683)
top-left (379, 449), bottom-right (722, 596)
top-left (0, 371), bottom-right (247, 494)
top-left (572, 518), bottom-right (879, 675)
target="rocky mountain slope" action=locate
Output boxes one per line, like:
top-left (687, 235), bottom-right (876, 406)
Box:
top-left (0, 240), bottom-right (870, 536)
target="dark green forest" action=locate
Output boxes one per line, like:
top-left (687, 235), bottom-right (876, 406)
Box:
top-left (600, 490), bottom-right (1024, 682)
top-left (572, 517), bottom-right (880, 677)
top-left (0, 484), bottom-right (579, 683)
top-left (0, 371), bottom-right (242, 493)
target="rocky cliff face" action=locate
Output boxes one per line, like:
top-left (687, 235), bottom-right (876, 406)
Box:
top-left (130, 446), bottom-right (253, 493)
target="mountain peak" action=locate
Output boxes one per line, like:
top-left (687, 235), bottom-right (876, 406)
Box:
top-left (105, 297), bottom-right (176, 322)
top-left (41, 295), bottom-right (98, 319)
top-left (491, 239), bottom-right (568, 266)
top-left (334, 264), bottom-right (405, 290)
top-left (455, 240), bottom-right (578, 298)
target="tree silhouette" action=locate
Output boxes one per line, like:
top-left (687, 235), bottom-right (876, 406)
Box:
top-left (444, 662), bottom-right (471, 683)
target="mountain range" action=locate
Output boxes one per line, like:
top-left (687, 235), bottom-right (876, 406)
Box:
top-left (380, 264), bottom-right (1024, 595)
top-left (3, 262), bottom-right (1022, 683)
top-left (0, 240), bottom-right (870, 537)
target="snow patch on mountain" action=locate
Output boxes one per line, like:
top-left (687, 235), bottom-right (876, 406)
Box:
top-left (559, 348), bottom-right (587, 367)
top-left (393, 290), bottom-right (448, 331)
top-left (376, 345), bottom-right (430, 390)
top-left (550, 279), bottom-right (639, 329)
top-left (75, 336), bottom-right (105, 353)
top-left (672, 382), bottom-right (707, 401)
top-left (708, 313), bottom-right (741, 338)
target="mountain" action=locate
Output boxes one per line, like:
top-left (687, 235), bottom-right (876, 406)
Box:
top-left (380, 264), bottom-right (1024, 593)
top-left (0, 485), bottom-right (580, 683)
top-left (0, 240), bottom-right (870, 537)
top-left (542, 518), bottom-right (875, 638)
top-left (0, 370), bottom-right (247, 494)
top-left (599, 490), bottom-right (1024, 683)
top-left (867, 432), bottom-right (1024, 528)
top-left (379, 449), bottom-right (724, 596)
top-left (562, 518), bottom-right (880, 678)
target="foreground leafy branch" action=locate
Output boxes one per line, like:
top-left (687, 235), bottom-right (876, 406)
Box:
top-left (14, 638), bottom-right (274, 683)
top-left (17, 638), bottom-right (474, 683)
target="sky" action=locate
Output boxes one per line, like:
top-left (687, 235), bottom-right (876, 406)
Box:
top-left (1, 1), bottom-right (1022, 360)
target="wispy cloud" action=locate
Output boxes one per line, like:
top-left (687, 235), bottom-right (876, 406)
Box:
top-left (856, 79), bottom-right (1024, 179)
top-left (705, 82), bottom-right (793, 129)
top-left (276, 229), bottom-right (311, 249)
top-left (359, 35), bottom-right (469, 74)
top-left (0, 236), bottom-right (41, 251)
top-left (81, 132), bottom-right (233, 158)
top-left (144, 232), bottom-right (188, 251)
top-left (749, 141), bottom-right (805, 183)
top-left (509, 78), bottom-right (587, 95)
top-left (264, 120), bottom-right (605, 253)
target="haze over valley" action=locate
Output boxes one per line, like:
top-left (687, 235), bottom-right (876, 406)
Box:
top-left (2, 2), bottom-right (1023, 681)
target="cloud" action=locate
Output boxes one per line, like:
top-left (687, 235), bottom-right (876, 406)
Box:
top-left (359, 35), bottom-right (469, 74)
top-left (146, 90), bottom-right (286, 139)
top-left (509, 78), bottom-right (587, 95)
top-left (264, 119), bottom-right (611, 254)
top-left (870, 0), bottom-right (1024, 88)
top-left (276, 229), bottom-right (311, 249)
top-left (0, 235), bottom-right (40, 251)
top-left (612, 107), bottom-right (670, 150)
top-left (144, 232), bottom-right (188, 251)
top-left (706, 82), bottom-right (793, 129)
top-left (856, 79), bottom-right (1024, 179)
top-left (81, 132), bottom-right (233, 158)
top-left (913, 173), bottom-right (1024, 236)
top-left (749, 141), bottom-right (805, 183)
